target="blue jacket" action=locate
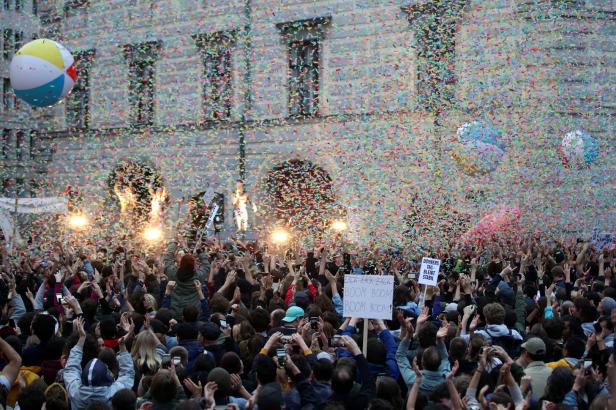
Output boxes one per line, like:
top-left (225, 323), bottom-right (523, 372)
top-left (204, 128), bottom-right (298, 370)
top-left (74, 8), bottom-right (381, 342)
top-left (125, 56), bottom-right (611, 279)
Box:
top-left (64, 345), bottom-right (134, 409)
top-left (179, 339), bottom-right (210, 372)
top-left (378, 329), bottom-right (400, 380)
top-left (396, 338), bottom-right (450, 394)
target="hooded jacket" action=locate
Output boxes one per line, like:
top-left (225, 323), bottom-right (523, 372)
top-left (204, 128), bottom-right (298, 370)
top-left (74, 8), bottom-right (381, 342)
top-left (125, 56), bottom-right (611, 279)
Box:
top-left (63, 345), bottom-right (134, 410)
top-left (396, 339), bottom-right (451, 393)
top-left (163, 242), bottom-right (210, 318)
top-left (462, 323), bottom-right (524, 343)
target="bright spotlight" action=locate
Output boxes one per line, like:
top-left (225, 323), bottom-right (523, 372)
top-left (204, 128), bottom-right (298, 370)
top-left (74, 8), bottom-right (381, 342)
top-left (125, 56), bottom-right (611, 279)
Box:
top-left (143, 226), bottom-right (163, 242)
top-left (271, 229), bottom-right (289, 244)
top-left (68, 214), bottom-right (88, 231)
top-left (331, 220), bottom-right (348, 232)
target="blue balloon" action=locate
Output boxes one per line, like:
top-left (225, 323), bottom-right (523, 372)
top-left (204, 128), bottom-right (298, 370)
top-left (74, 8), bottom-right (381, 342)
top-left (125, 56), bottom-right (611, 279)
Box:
top-left (456, 121), bottom-right (504, 149)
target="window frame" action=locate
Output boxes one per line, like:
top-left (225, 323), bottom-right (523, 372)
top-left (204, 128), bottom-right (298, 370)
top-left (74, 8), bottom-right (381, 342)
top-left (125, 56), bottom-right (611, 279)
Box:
top-left (276, 16), bottom-right (331, 119)
top-left (193, 30), bottom-right (237, 123)
top-left (122, 41), bottom-right (161, 127)
top-left (66, 49), bottom-right (95, 129)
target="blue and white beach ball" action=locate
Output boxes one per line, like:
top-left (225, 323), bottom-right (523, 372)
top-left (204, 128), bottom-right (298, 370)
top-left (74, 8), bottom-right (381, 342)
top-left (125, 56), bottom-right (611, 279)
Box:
top-left (9, 39), bottom-right (76, 107)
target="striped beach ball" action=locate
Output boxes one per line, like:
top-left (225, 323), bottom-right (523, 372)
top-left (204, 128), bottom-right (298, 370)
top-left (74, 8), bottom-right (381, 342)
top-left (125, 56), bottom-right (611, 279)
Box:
top-left (9, 39), bottom-right (76, 107)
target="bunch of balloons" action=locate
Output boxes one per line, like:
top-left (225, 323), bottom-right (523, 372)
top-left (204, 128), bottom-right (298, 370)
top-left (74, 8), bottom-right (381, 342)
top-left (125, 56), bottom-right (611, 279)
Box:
top-left (559, 129), bottom-right (599, 169)
top-left (451, 121), bottom-right (505, 176)
top-left (9, 39), bottom-right (76, 107)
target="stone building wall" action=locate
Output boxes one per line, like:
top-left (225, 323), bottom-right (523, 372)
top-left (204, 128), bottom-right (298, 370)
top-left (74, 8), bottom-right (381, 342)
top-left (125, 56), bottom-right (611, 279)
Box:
top-left (22, 0), bottom-right (615, 245)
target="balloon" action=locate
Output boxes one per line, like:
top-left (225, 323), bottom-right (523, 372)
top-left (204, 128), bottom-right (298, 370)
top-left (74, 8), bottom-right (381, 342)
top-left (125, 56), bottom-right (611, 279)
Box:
top-left (559, 129), bottom-right (599, 169)
top-left (452, 121), bottom-right (505, 176)
top-left (9, 39), bottom-right (76, 107)
top-left (465, 205), bottom-right (521, 244)
top-left (456, 120), bottom-right (504, 149)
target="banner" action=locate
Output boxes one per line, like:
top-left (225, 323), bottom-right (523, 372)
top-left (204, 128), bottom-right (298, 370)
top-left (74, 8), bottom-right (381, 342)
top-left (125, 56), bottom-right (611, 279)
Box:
top-left (0, 197), bottom-right (67, 251)
top-left (205, 204), bottom-right (220, 230)
top-left (0, 211), bottom-right (21, 245)
top-left (0, 197), bottom-right (67, 214)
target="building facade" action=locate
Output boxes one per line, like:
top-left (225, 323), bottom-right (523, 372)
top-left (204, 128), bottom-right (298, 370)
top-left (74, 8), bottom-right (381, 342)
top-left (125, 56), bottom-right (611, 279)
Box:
top-left (0, 0), bottom-right (49, 198)
top-left (5, 0), bottom-right (615, 246)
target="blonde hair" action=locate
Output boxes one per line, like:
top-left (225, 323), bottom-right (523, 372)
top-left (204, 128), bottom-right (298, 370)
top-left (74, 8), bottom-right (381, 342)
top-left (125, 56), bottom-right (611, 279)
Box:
top-left (131, 330), bottom-right (162, 374)
top-left (143, 293), bottom-right (157, 310)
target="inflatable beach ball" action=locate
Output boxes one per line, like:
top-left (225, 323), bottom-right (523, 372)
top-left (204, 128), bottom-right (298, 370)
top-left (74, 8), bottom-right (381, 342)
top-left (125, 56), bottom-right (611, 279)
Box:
top-left (452, 121), bottom-right (505, 176)
top-left (9, 39), bottom-right (76, 107)
top-left (559, 129), bottom-right (599, 169)
top-left (457, 120), bottom-right (504, 149)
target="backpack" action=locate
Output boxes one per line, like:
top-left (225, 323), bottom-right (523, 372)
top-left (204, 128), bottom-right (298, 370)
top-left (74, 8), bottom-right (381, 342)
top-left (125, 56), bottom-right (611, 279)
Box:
top-left (484, 328), bottom-right (522, 358)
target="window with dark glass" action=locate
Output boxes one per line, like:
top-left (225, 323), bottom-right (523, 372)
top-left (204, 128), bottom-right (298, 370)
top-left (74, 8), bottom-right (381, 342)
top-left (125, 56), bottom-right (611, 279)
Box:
top-left (29, 131), bottom-right (36, 159)
top-left (66, 49), bottom-right (94, 128)
top-left (1, 129), bottom-right (9, 159)
top-left (15, 178), bottom-right (24, 196)
top-left (194, 31), bottom-right (235, 122)
top-left (3, 1), bottom-right (10, 11)
top-left (33, 0), bottom-right (37, 15)
top-left (14, 31), bottom-right (23, 52)
top-left (15, 0), bottom-right (21, 11)
top-left (15, 130), bottom-right (23, 161)
top-left (3, 29), bottom-right (13, 60)
top-left (2, 179), bottom-right (11, 195)
top-left (123, 41), bottom-right (160, 127)
top-left (2, 77), bottom-right (13, 111)
top-left (288, 39), bottom-right (320, 117)
top-left (403, 1), bottom-right (467, 112)
top-left (277, 17), bottom-right (330, 118)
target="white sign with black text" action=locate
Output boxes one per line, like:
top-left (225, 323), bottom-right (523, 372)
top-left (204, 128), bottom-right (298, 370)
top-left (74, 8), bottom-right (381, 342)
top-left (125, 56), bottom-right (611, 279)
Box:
top-left (418, 257), bottom-right (441, 286)
top-left (343, 274), bottom-right (394, 320)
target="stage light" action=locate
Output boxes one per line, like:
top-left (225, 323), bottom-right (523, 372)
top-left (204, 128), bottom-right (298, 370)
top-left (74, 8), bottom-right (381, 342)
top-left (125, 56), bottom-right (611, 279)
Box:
top-left (143, 226), bottom-right (163, 242)
top-left (68, 213), bottom-right (88, 231)
top-left (271, 229), bottom-right (289, 244)
top-left (331, 220), bottom-right (348, 232)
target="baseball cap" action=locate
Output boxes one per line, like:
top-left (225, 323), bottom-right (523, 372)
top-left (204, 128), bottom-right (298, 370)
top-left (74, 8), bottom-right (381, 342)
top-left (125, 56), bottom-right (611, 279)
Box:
top-left (293, 291), bottom-right (310, 308)
top-left (282, 306), bottom-right (304, 323)
top-left (200, 322), bottom-right (221, 342)
top-left (445, 303), bottom-right (458, 313)
top-left (521, 337), bottom-right (546, 355)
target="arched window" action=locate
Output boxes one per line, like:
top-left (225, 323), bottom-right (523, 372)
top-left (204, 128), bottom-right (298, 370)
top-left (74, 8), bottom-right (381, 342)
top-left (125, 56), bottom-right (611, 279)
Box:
top-left (107, 159), bottom-right (165, 226)
top-left (263, 159), bottom-right (336, 235)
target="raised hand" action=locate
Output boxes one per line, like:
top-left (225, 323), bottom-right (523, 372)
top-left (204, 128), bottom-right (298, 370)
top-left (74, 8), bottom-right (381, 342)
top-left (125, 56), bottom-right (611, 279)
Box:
top-left (203, 381), bottom-right (218, 409)
top-left (447, 360), bottom-right (459, 380)
top-left (417, 307), bottom-right (430, 327)
top-left (412, 357), bottom-right (422, 380)
top-left (165, 281), bottom-right (177, 295)
top-left (469, 313), bottom-right (480, 331)
top-left (183, 378), bottom-right (203, 399)
top-left (73, 316), bottom-right (86, 339)
top-left (436, 323), bottom-right (449, 340)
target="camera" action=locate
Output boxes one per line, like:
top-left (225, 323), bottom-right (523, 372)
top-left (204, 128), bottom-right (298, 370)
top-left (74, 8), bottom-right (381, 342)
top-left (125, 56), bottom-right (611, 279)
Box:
top-left (161, 354), bottom-right (171, 368)
top-left (310, 317), bottom-right (319, 330)
top-left (276, 348), bottom-right (286, 366)
top-left (330, 335), bottom-right (344, 348)
top-left (280, 335), bottom-right (293, 344)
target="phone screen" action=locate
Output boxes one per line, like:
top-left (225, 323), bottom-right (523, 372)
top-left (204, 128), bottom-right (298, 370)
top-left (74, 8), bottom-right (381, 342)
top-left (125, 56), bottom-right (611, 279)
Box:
top-left (56, 293), bottom-right (63, 303)
top-left (220, 320), bottom-right (227, 329)
top-left (161, 354), bottom-right (170, 367)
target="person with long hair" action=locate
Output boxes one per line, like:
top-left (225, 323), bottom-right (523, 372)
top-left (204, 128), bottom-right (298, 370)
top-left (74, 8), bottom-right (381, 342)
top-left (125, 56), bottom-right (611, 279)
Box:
top-left (131, 330), bottom-right (165, 377)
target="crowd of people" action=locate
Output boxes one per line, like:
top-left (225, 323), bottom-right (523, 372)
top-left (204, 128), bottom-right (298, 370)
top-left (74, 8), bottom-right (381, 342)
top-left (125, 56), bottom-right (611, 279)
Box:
top-left (0, 227), bottom-right (614, 410)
